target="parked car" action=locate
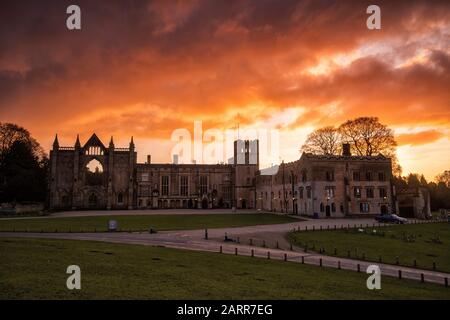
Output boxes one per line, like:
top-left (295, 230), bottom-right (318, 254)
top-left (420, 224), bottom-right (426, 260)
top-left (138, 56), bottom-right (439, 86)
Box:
top-left (375, 214), bottom-right (408, 224)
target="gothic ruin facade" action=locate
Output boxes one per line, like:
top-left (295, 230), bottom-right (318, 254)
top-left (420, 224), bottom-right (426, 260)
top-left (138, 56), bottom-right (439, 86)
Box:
top-left (49, 134), bottom-right (258, 210)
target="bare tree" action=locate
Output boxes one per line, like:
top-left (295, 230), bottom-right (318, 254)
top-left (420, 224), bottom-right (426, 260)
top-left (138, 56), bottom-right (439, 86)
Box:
top-left (338, 117), bottom-right (397, 156)
top-left (301, 126), bottom-right (341, 155)
top-left (0, 123), bottom-right (45, 163)
top-left (338, 117), bottom-right (401, 175)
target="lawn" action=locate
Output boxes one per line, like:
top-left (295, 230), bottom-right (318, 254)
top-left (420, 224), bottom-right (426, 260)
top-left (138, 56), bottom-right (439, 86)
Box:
top-left (0, 213), bottom-right (298, 232)
top-left (1, 238), bottom-right (449, 299)
top-left (287, 222), bottom-right (450, 273)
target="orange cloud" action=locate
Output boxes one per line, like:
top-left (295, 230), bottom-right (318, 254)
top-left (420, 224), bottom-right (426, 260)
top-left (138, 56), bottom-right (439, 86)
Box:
top-left (0, 0), bottom-right (449, 179)
top-left (396, 130), bottom-right (445, 146)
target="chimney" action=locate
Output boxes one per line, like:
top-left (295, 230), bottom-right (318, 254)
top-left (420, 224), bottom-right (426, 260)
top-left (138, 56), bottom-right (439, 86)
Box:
top-left (146, 155), bottom-right (151, 164)
top-left (342, 143), bottom-right (351, 156)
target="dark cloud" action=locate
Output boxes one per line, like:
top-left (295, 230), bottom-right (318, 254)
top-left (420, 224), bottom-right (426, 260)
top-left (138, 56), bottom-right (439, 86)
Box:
top-left (0, 0), bottom-right (448, 146)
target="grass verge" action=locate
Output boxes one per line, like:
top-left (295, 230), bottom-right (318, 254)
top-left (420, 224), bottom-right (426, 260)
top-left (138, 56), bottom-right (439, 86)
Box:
top-left (287, 222), bottom-right (450, 272)
top-left (1, 237), bottom-right (449, 299)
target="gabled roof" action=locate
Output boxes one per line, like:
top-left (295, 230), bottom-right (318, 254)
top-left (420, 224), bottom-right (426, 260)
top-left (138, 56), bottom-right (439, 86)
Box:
top-left (83, 133), bottom-right (105, 149)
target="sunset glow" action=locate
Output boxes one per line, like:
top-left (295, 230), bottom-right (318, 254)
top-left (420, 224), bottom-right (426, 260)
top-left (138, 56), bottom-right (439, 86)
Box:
top-left (0, 0), bottom-right (449, 180)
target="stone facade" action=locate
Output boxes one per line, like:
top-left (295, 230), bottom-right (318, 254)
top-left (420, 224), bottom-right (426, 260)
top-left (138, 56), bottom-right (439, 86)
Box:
top-left (397, 187), bottom-right (432, 219)
top-left (255, 146), bottom-right (396, 217)
top-left (49, 135), bottom-right (396, 217)
top-left (49, 134), bottom-right (258, 210)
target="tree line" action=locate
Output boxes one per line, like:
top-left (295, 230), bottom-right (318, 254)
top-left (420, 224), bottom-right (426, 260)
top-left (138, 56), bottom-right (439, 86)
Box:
top-left (0, 123), bottom-right (48, 203)
top-left (300, 117), bottom-right (401, 175)
top-left (393, 172), bottom-right (450, 211)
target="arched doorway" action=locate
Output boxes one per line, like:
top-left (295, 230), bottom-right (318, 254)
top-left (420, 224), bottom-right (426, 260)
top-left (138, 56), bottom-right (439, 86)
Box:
top-left (241, 199), bottom-right (247, 209)
top-left (88, 193), bottom-right (98, 208)
top-left (325, 205), bottom-right (331, 217)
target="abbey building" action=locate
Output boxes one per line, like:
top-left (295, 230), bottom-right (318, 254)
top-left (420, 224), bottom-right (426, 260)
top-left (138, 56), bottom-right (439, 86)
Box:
top-left (49, 134), bottom-right (397, 217)
top-left (49, 134), bottom-right (258, 211)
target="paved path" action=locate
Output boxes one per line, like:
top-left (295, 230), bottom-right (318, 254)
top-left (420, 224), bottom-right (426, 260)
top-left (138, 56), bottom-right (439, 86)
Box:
top-left (1, 218), bottom-right (448, 286)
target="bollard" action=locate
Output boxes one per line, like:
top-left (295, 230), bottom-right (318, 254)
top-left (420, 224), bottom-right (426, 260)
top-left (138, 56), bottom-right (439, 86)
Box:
top-left (204, 229), bottom-right (208, 240)
top-left (235, 247), bottom-right (238, 255)
top-left (421, 273), bottom-right (424, 283)
top-left (301, 256), bottom-right (305, 264)
top-left (338, 261), bottom-right (341, 269)
top-left (398, 270), bottom-right (402, 279)
top-left (357, 264), bottom-right (360, 272)
top-left (220, 246), bottom-right (223, 254)
top-left (251, 249), bottom-right (254, 257)
top-left (334, 225), bottom-right (336, 230)
top-left (284, 254), bottom-right (287, 261)
top-left (267, 251), bottom-right (270, 259)
top-left (319, 258), bottom-right (322, 267)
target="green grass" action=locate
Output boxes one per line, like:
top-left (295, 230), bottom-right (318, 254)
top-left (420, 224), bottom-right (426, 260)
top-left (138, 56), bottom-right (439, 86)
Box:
top-left (287, 222), bottom-right (450, 272)
top-left (1, 238), bottom-right (449, 299)
top-left (0, 213), bottom-right (298, 232)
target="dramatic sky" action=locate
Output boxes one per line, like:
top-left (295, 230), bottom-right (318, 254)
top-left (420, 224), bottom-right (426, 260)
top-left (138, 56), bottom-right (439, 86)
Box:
top-left (0, 0), bottom-right (449, 179)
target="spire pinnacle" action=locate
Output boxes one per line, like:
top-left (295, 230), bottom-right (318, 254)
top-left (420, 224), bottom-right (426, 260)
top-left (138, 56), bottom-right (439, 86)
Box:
top-left (53, 134), bottom-right (59, 149)
top-left (75, 134), bottom-right (81, 148)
